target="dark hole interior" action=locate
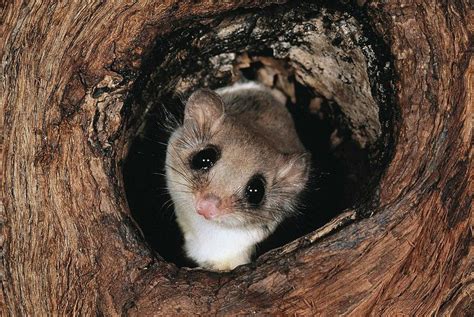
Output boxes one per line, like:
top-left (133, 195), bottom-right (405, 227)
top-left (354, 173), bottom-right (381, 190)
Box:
top-left (122, 1), bottom-right (396, 268)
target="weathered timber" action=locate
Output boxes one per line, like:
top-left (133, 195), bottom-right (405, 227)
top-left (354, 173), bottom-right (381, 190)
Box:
top-left (1, 0), bottom-right (472, 315)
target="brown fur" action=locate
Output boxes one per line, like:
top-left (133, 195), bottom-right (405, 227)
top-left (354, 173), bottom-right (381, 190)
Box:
top-left (165, 82), bottom-right (310, 270)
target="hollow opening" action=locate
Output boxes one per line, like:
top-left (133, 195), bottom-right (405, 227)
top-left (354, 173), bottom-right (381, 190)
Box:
top-left (123, 1), bottom-right (396, 268)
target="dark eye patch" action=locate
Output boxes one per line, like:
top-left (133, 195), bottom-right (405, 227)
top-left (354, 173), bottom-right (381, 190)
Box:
top-left (190, 145), bottom-right (220, 171)
top-left (245, 174), bottom-right (266, 207)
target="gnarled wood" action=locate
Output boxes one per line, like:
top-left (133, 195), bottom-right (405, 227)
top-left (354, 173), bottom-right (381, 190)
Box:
top-left (1, 0), bottom-right (472, 315)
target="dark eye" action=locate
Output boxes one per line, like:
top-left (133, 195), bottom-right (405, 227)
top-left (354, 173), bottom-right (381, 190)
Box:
top-left (245, 175), bottom-right (266, 207)
top-left (190, 146), bottom-right (219, 171)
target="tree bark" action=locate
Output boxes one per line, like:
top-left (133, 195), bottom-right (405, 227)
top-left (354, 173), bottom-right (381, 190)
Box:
top-left (1, 0), bottom-right (472, 315)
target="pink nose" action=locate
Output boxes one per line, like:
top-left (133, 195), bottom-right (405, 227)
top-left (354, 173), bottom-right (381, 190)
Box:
top-left (196, 194), bottom-right (221, 220)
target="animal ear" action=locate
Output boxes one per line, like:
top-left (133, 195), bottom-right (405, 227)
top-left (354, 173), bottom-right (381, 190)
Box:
top-left (184, 89), bottom-right (224, 125)
top-left (276, 152), bottom-right (311, 191)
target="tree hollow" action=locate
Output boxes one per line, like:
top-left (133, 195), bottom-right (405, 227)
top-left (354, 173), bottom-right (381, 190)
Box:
top-left (1, 0), bottom-right (472, 315)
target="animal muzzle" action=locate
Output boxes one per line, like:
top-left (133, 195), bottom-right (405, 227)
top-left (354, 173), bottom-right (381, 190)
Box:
top-left (196, 193), bottom-right (224, 220)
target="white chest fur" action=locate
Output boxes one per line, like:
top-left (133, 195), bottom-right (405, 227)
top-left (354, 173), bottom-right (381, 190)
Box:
top-left (174, 202), bottom-right (273, 271)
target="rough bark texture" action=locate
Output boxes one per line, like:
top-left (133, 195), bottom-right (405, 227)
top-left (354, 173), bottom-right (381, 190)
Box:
top-left (1, 1), bottom-right (472, 316)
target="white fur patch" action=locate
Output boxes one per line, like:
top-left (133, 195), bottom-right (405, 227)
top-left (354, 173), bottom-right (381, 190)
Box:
top-left (174, 201), bottom-right (274, 271)
top-left (217, 81), bottom-right (287, 105)
top-left (216, 81), bottom-right (264, 94)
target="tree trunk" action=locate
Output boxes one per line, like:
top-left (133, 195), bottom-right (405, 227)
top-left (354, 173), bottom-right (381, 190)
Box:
top-left (1, 0), bottom-right (472, 315)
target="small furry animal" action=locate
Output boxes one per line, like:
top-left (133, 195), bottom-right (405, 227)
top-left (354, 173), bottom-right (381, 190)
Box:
top-left (165, 82), bottom-right (310, 271)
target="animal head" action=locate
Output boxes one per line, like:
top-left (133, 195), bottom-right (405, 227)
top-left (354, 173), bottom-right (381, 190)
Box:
top-left (165, 89), bottom-right (310, 228)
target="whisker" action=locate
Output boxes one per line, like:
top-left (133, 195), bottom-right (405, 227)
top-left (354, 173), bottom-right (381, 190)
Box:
top-left (164, 163), bottom-right (195, 186)
top-left (158, 177), bottom-right (194, 190)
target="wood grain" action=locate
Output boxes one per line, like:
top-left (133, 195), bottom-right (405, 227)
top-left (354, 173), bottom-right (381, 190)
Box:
top-left (1, 0), bottom-right (472, 315)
